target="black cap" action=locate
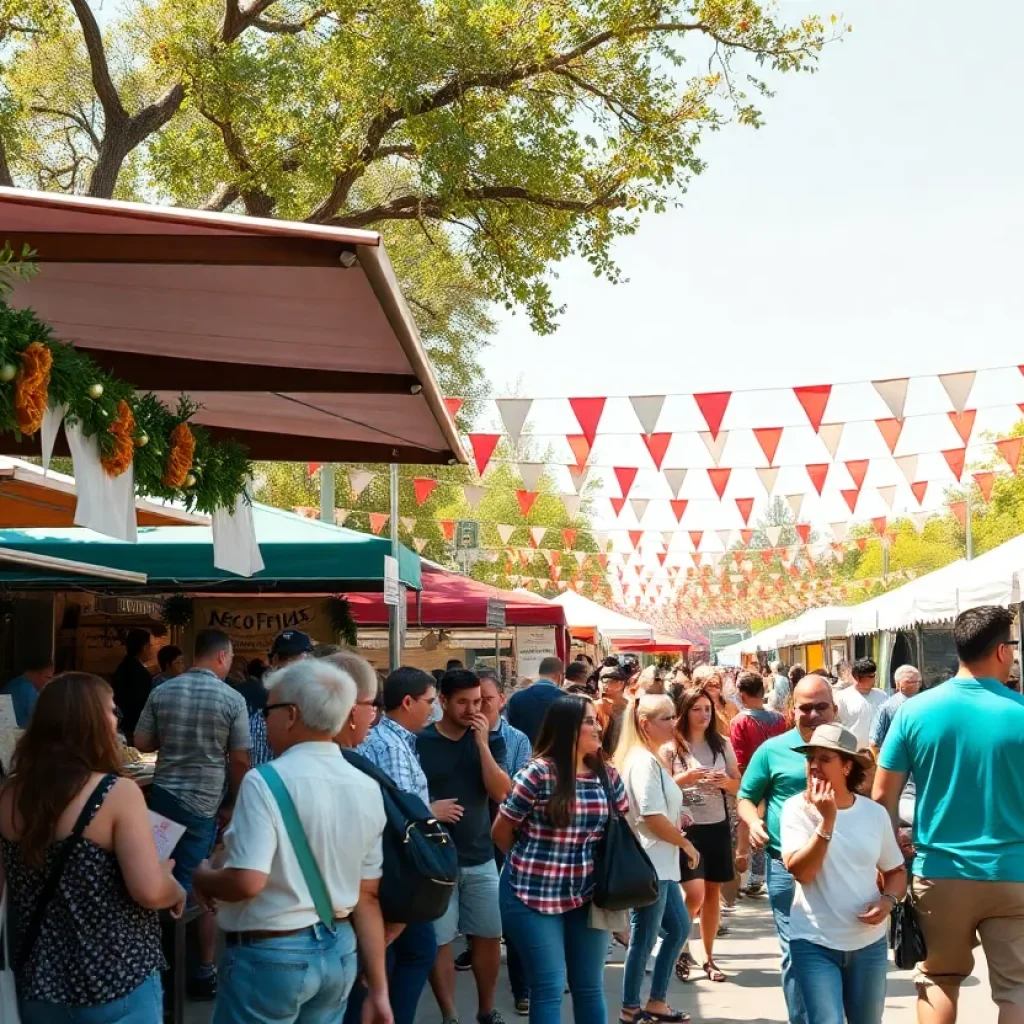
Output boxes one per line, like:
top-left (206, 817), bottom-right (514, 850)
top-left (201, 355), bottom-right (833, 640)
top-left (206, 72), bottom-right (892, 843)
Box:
top-left (270, 630), bottom-right (314, 659)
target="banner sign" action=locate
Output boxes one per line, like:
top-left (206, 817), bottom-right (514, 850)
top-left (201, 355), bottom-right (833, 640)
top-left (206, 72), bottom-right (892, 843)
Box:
top-left (193, 598), bottom-right (332, 657)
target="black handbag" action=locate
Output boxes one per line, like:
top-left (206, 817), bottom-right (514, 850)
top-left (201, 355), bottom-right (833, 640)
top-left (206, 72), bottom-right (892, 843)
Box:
top-left (591, 761), bottom-right (660, 912)
top-left (890, 884), bottom-right (928, 970)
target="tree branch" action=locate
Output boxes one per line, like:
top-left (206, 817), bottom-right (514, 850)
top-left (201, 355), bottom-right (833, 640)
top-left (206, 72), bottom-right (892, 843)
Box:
top-left (68, 0), bottom-right (128, 127)
top-left (200, 182), bottom-right (241, 212)
top-left (0, 134), bottom-right (13, 188)
top-left (199, 109), bottom-right (276, 216)
top-left (253, 8), bottom-right (328, 34)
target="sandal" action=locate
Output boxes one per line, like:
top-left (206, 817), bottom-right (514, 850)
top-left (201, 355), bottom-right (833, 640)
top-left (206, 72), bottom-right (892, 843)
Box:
top-left (645, 1010), bottom-right (691, 1023)
top-left (674, 955), bottom-right (690, 983)
top-left (703, 960), bottom-right (726, 983)
top-left (619, 1013), bottom-right (655, 1024)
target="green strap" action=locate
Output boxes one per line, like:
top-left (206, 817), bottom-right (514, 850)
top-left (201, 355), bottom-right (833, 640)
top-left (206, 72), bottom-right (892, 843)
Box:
top-left (256, 764), bottom-right (334, 929)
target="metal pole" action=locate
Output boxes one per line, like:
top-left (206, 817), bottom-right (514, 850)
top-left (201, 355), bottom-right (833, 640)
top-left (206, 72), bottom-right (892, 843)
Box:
top-left (319, 464), bottom-right (335, 523)
top-left (966, 491), bottom-right (974, 561)
top-left (882, 535), bottom-right (890, 580)
top-left (388, 463), bottom-right (403, 671)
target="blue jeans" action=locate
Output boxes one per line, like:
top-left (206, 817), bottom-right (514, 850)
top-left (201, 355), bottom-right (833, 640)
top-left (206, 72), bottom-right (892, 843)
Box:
top-left (214, 922), bottom-right (357, 1024)
top-left (499, 869), bottom-right (608, 1024)
top-left (790, 937), bottom-right (889, 1024)
top-left (146, 785), bottom-right (217, 894)
top-left (767, 855), bottom-right (808, 1024)
top-left (20, 973), bottom-right (162, 1023)
top-left (622, 881), bottom-right (689, 1009)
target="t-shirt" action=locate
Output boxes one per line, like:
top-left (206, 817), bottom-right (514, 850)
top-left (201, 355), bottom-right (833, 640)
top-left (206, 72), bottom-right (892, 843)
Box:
top-left (505, 680), bottom-right (562, 744)
top-left (781, 794), bottom-right (903, 951)
top-left (677, 738), bottom-right (737, 825)
top-left (730, 708), bottom-right (788, 770)
top-left (737, 729), bottom-right (809, 858)
top-left (878, 676), bottom-right (1024, 882)
top-left (416, 724), bottom-right (507, 866)
top-left (767, 674), bottom-right (791, 714)
top-left (622, 749), bottom-right (684, 882)
top-left (0, 675), bottom-right (38, 728)
top-left (111, 656), bottom-right (154, 742)
top-left (835, 687), bottom-right (888, 748)
top-left (868, 691), bottom-right (906, 750)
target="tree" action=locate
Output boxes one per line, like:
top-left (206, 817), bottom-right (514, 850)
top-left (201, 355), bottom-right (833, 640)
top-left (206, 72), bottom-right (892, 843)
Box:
top-left (1, 1), bottom-right (842, 334)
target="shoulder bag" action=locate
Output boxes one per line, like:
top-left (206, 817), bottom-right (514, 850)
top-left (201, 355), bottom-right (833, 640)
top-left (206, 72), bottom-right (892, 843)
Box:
top-left (591, 761), bottom-right (659, 912)
top-left (890, 882), bottom-right (928, 970)
top-left (0, 883), bottom-right (20, 1023)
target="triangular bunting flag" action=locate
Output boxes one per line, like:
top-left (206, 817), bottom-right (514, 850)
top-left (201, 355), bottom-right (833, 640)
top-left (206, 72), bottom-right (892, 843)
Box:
top-left (793, 385), bottom-right (832, 432)
top-left (911, 511), bottom-right (929, 533)
top-left (997, 436), bottom-right (1023, 474)
top-left (630, 498), bottom-right (650, 521)
top-left (334, 508), bottom-right (351, 525)
top-left (786, 493), bottom-right (804, 520)
top-left (444, 396), bottom-right (464, 419)
top-left (413, 536), bottom-right (429, 553)
top-left (876, 418), bottom-right (904, 454)
top-left (949, 500), bottom-right (967, 529)
top-left (757, 467), bottom-right (779, 494)
top-left (614, 466), bottom-right (639, 498)
top-left (872, 378), bottom-right (909, 421)
top-left (871, 516), bottom-right (887, 536)
top-left (806, 464), bottom-right (829, 496)
top-left (496, 398), bottom-right (533, 441)
top-left (911, 481), bottom-right (928, 504)
top-left (688, 530), bottom-right (704, 551)
top-left (765, 526), bottom-right (783, 546)
top-left (830, 522), bottom-right (848, 543)
top-left (497, 523), bottom-right (516, 544)
top-left (693, 392), bottom-right (731, 439)
top-left (642, 433), bottom-right (672, 470)
top-left (948, 410), bottom-right (977, 446)
top-left (568, 397), bottom-right (606, 445)
top-left (400, 516), bottom-right (416, 533)
top-left (753, 427), bottom-right (784, 465)
top-left (942, 448), bottom-right (966, 480)
top-left (561, 494), bottom-right (582, 518)
top-left (463, 484), bottom-right (484, 508)
top-left (573, 550), bottom-right (587, 566)
top-left (467, 434), bottom-right (501, 476)
top-left (877, 485), bottom-right (897, 509)
top-left (740, 529), bottom-right (753, 546)
top-left (818, 422), bottom-right (844, 459)
top-left (663, 468), bottom-right (687, 498)
top-left (661, 531), bottom-right (675, 549)
top-left (530, 526), bottom-right (547, 547)
top-left (973, 471), bottom-right (996, 501)
top-left (628, 530), bottom-right (644, 550)
top-left (630, 395), bottom-right (666, 435)
top-left (895, 455), bottom-right (918, 484)
top-left (939, 371), bottom-right (976, 415)
top-left (518, 463), bottom-right (544, 491)
top-left (610, 497), bottom-right (627, 517)
top-left (566, 435), bottom-right (591, 472)
top-left (307, 463), bottom-right (321, 475)
top-left (796, 523), bottom-right (811, 544)
top-left (569, 467), bottom-right (589, 494)
top-left (841, 489), bottom-right (860, 514)
top-left (845, 460), bottom-right (870, 490)
top-left (516, 490), bottom-right (539, 516)
top-left (699, 431), bottom-right (729, 466)
top-left (735, 497), bottom-right (755, 525)
top-left (856, 538), bottom-right (868, 552)
top-left (369, 512), bottom-right (389, 535)
top-left (439, 519), bottom-right (455, 541)
top-left (348, 469), bottom-right (375, 499)
top-left (669, 499), bottom-right (689, 523)
top-left (708, 467), bottom-right (732, 499)
top-left (413, 477), bottom-right (438, 505)
top-left (562, 528), bottom-right (577, 549)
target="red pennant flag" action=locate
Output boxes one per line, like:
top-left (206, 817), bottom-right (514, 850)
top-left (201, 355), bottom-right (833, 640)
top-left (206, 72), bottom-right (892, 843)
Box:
top-left (973, 471), bottom-right (996, 501)
top-left (735, 497), bottom-right (755, 525)
top-left (948, 410), bottom-right (977, 446)
top-left (597, 554), bottom-right (608, 569)
top-left (669, 499), bottom-right (689, 523)
top-left (856, 538), bottom-right (867, 552)
top-left (845, 460), bottom-right (869, 490)
top-left (566, 434), bottom-right (591, 472)
top-left (657, 552), bottom-right (667, 567)
top-left (439, 519), bottom-right (455, 541)
top-left (806, 464), bottom-right (829, 495)
top-left (562, 528), bottom-right (577, 549)
top-left (568, 397), bottom-right (606, 445)
top-left (796, 523), bottom-right (811, 543)
top-left (516, 490), bottom-right (538, 516)
top-left (761, 549), bottom-right (774, 565)
top-left (467, 433), bottom-right (500, 476)
top-left (949, 500), bottom-right (967, 529)
top-left (740, 529), bottom-right (753, 546)
top-left (841, 489), bottom-right (860, 513)
top-left (997, 437), bottom-right (1023, 474)
top-left (307, 463), bottom-right (321, 475)
top-left (942, 448), bottom-right (966, 480)
top-left (642, 433), bottom-right (672, 470)
top-left (708, 467), bottom-right (732, 499)
top-left (694, 392), bottom-right (732, 440)
top-left (628, 530), bottom-right (644, 550)
top-left (793, 385), bottom-right (832, 431)
top-left (444, 397), bottom-right (464, 419)
top-left (413, 477), bottom-right (438, 505)
top-left (614, 466), bottom-right (638, 498)
top-left (911, 481), bottom-right (928, 504)
top-left (872, 516), bottom-right (887, 536)
top-left (876, 418), bottom-right (904, 454)
top-left (753, 427), bottom-right (784, 465)
top-left (368, 513), bottom-right (389, 535)
top-left (610, 496), bottom-right (627, 517)
top-left (688, 530), bottom-right (704, 551)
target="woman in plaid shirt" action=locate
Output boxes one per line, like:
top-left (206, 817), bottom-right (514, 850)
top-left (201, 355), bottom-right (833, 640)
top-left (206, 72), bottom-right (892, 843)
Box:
top-left (492, 694), bottom-right (629, 1024)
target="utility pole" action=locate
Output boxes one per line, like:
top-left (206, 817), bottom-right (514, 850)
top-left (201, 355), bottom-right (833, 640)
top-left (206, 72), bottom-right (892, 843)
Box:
top-left (388, 463), bottom-right (404, 670)
top-left (319, 464), bottom-right (335, 524)
top-left (966, 491), bottom-right (974, 561)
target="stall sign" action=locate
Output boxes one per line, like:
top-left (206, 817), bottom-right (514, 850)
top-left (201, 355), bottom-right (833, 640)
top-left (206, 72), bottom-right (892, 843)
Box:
top-left (193, 598), bottom-right (332, 657)
top-left (486, 599), bottom-right (506, 629)
top-left (516, 626), bottom-right (556, 679)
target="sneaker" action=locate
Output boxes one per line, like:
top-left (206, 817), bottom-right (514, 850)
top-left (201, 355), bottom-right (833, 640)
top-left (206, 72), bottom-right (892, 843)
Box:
top-left (455, 949), bottom-right (473, 971)
top-left (515, 999), bottom-right (530, 1017)
top-left (478, 1012), bottom-right (506, 1024)
top-left (720, 903), bottom-right (737, 916)
top-left (442, 1018), bottom-right (460, 1024)
top-left (186, 969), bottom-right (217, 1002)
top-left (742, 882), bottom-right (766, 897)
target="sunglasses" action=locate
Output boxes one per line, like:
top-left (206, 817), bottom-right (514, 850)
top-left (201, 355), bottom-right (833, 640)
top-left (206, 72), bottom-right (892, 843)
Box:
top-left (261, 701), bottom-right (296, 720)
top-left (796, 702), bottom-right (832, 715)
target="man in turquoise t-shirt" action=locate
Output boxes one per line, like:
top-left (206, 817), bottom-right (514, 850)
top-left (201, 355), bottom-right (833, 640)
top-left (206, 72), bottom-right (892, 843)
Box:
top-left (875, 605), bottom-right (1024, 1024)
top-left (738, 673), bottom-right (836, 1024)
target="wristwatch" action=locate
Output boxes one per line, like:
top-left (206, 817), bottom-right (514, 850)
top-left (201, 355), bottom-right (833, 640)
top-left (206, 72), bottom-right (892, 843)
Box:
top-left (880, 893), bottom-right (900, 909)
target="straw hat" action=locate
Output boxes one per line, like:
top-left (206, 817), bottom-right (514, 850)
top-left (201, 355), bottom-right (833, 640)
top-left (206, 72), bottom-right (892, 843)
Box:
top-left (794, 723), bottom-right (873, 767)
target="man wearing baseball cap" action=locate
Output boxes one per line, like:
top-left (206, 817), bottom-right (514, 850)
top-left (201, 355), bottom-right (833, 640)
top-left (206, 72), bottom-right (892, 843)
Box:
top-left (249, 631), bottom-right (316, 767)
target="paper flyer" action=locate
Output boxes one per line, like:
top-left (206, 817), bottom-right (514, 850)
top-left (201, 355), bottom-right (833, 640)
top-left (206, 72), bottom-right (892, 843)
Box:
top-left (148, 810), bottom-right (187, 862)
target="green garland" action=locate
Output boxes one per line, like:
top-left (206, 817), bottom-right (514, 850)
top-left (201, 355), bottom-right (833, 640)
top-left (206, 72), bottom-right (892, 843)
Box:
top-left (328, 595), bottom-right (359, 647)
top-left (0, 245), bottom-right (252, 514)
top-left (160, 593), bottom-right (195, 628)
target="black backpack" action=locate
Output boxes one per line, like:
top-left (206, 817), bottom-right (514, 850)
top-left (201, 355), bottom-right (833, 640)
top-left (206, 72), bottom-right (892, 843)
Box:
top-left (341, 749), bottom-right (458, 923)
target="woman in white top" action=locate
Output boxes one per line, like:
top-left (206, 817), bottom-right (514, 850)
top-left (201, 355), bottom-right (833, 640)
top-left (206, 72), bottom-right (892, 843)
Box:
top-left (781, 723), bottom-right (907, 1024)
top-left (615, 696), bottom-right (699, 1024)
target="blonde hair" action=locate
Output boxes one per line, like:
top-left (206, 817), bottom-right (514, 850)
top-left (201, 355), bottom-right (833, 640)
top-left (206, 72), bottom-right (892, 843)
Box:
top-left (692, 665), bottom-right (722, 687)
top-left (635, 665), bottom-right (665, 695)
top-left (613, 694), bottom-right (676, 768)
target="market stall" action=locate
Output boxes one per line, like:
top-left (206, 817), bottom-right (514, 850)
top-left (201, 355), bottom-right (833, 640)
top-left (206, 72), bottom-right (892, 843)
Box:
top-left (552, 589), bottom-right (656, 650)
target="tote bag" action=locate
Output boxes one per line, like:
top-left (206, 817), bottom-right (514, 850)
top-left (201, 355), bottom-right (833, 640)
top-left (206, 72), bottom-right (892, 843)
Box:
top-left (0, 884), bottom-right (21, 1023)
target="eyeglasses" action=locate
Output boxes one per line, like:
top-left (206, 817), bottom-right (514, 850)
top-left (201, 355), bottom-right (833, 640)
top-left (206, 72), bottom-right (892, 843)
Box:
top-left (413, 694), bottom-right (437, 705)
top-left (355, 698), bottom-right (378, 709)
top-left (796, 702), bottom-right (832, 715)
top-left (261, 702), bottom-right (296, 720)
top-left (582, 715), bottom-right (599, 726)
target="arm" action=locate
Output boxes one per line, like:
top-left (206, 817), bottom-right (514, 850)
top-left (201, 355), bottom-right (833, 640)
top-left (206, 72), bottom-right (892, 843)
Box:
top-left (872, 767), bottom-right (907, 833)
top-left (228, 749), bottom-right (251, 800)
top-left (782, 780), bottom-right (836, 885)
top-left (737, 744), bottom-right (772, 849)
top-left (192, 864), bottom-right (269, 902)
top-left (491, 811), bottom-right (516, 855)
top-left (473, 716), bottom-right (511, 802)
top-left (132, 732), bottom-right (158, 754)
top-left (226, 700), bottom-right (252, 800)
top-left (132, 692), bottom-right (158, 753)
top-left (857, 822), bottom-right (909, 927)
top-left (351, 878), bottom-right (392, 1024)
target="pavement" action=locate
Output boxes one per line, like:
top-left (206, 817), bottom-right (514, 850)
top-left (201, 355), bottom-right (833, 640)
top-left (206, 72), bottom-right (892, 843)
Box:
top-left (184, 897), bottom-right (994, 1023)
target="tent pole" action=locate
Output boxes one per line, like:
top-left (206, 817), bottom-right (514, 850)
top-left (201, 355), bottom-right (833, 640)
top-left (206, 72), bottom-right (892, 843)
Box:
top-left (388, 463), bottom-right (404, 671)
top-left (319, 464), bottom-right (335, 523)
top-left (966, 492), bottom-right (974, 561)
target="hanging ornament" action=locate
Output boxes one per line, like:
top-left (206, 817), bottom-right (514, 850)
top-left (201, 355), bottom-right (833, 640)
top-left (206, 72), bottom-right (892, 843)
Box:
top-left (88, 382), bottom-right (104, 399)
top-left (136, 433), bottom-right (149, 447)
top-left (184, 472), bottom-right (197, 488)
top-left (0, 363), bottom-right (16, 382)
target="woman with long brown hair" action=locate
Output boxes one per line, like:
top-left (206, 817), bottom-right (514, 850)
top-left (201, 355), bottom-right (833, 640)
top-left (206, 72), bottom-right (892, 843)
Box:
top-left (663, 685), bottom-right (740, 985)
top-left (0, 672), bottom-right (184, 1022)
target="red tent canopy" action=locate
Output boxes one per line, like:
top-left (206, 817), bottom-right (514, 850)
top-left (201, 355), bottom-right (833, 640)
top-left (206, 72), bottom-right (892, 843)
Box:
top-left (611, 634), bottom-right (692, 655)
top-left (347, 564), bottom-right (567, 628)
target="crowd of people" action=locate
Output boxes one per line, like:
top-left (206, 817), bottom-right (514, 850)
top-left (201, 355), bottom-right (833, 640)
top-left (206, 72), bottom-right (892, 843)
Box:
top-left (0, 604), bottom-right (1022, 1024)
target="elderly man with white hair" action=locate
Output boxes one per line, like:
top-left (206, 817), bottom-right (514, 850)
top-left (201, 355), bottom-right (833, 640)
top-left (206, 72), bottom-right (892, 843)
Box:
top-left (869, 664), bottom-right (923, 827)
top-left (193, 658), bottom-right (391, 1024)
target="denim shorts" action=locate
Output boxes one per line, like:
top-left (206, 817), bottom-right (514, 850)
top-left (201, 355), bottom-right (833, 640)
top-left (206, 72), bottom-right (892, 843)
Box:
top-left (434, 860), bottom-right (503, 946)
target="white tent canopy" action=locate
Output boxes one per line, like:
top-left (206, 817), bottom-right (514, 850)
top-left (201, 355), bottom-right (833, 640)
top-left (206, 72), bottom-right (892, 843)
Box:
top-left (552, 590), bottom-right (655, 642)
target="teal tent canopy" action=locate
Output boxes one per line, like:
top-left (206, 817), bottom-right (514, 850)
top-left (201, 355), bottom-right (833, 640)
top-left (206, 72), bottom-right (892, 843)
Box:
top-left (0, 504), bottom-right (420, 592)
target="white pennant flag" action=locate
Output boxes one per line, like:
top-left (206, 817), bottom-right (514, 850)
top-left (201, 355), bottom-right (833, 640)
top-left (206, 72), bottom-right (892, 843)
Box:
top-left (663, 468), bottom-right (687, 498)
top-left (561, 493), bottom-right (582, 518)
top-left (818, 422), bottom-right (844, 459)
top-left (912, 511), bottom-right (929, 534)
top-left (496, 398), bottom-right (533, 441)
top-left (895, 454), bottom-right (919, 484)
top-left (335, 508), bottom-right (351, 525)
top-left (348, 469), bottom-right (375, 499)
top-left (413, 537), bottom-right (428, 553)
top-left (709, 552), bottom-right (722, 570)
top-left (786, 493), bottom-right (804, 520)
top-left (938, 371), bottom-right (975, 415)
top-left (400, 516), bottom-right (416, 533)
top-left (716, 529), bottom-right (732, 549)
top-left (630, 498), bottom-right (649, 521)
top-left (518, 463), bottom-right (544, 491)
top-left (872, 378), bottom-right (909, 421)
top-left (877, 484), bottom-right (897, 509)
top-left (574, 551), bottom-right (588, 567)
top-left (530, 526), bottom-right (547, 547)
top-left (766, 525), bottom-right (783, 546)
top-left (629, 395), bottom-right (666, 435)
top-left (757, 467), bottom-right (780, 494)
top-left (569, 468), bottom-right (590, 494)
top-left (699, 431), bottom-right (729, 466)
top-left (661, 531), bottom-right (675, 550)
top-left (830, 522), bottom-right (849, 543)
top-left (497, 523), bottom-right (516, 545)
top-left (41, 404), bottom-right (67, 472)
top-left (463, 485), bottom-right (484, 508)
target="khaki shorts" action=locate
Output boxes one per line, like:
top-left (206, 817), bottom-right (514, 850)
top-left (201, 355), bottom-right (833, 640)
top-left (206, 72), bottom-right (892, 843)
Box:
top-left (912, 875), bottom-right (1024, 1006)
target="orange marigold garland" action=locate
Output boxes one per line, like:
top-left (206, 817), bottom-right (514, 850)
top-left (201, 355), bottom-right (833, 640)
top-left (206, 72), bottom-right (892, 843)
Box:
top-left (13, 341), bottom-right (52, 436)
top-left (101, 399), bottom-right (136, 477)
top-left (162, 422), bottom-right (196, 488)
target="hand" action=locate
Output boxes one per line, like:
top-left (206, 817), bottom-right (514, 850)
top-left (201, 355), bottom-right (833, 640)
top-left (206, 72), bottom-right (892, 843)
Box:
top-left (217, 805), bottom-right (234, 832)
top-left (675, 766), bottom-right (708, 787)
top-left (857, 898), bottom-right (894, 927)
top-left (169, 881), bottom-right (187, 919)
top-left (431, 798), bottom-right (464, 824)
top-left (735, 853), bottom-right (749, 874)
top-left (807, 778), bottom-right (838, 827)
top-left (362, 987), bottom-right (394, 1024)
top-left (748, 818), bottom-right (770, 851)
top-left (384, 922), bottom-right (406, 946)
top-left (709, 770), bottom-right (728, 790)
top-left (469, 713), bottom-right (490, 744)
top-left (190, 860), bottom-right (216, 913)
top-left (682, 840), bottom-right (700, 871)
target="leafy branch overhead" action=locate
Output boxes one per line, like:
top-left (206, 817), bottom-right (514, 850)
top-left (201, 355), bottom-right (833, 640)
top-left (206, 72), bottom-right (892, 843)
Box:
top-left (0, 0), bottom-right (845, 333)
